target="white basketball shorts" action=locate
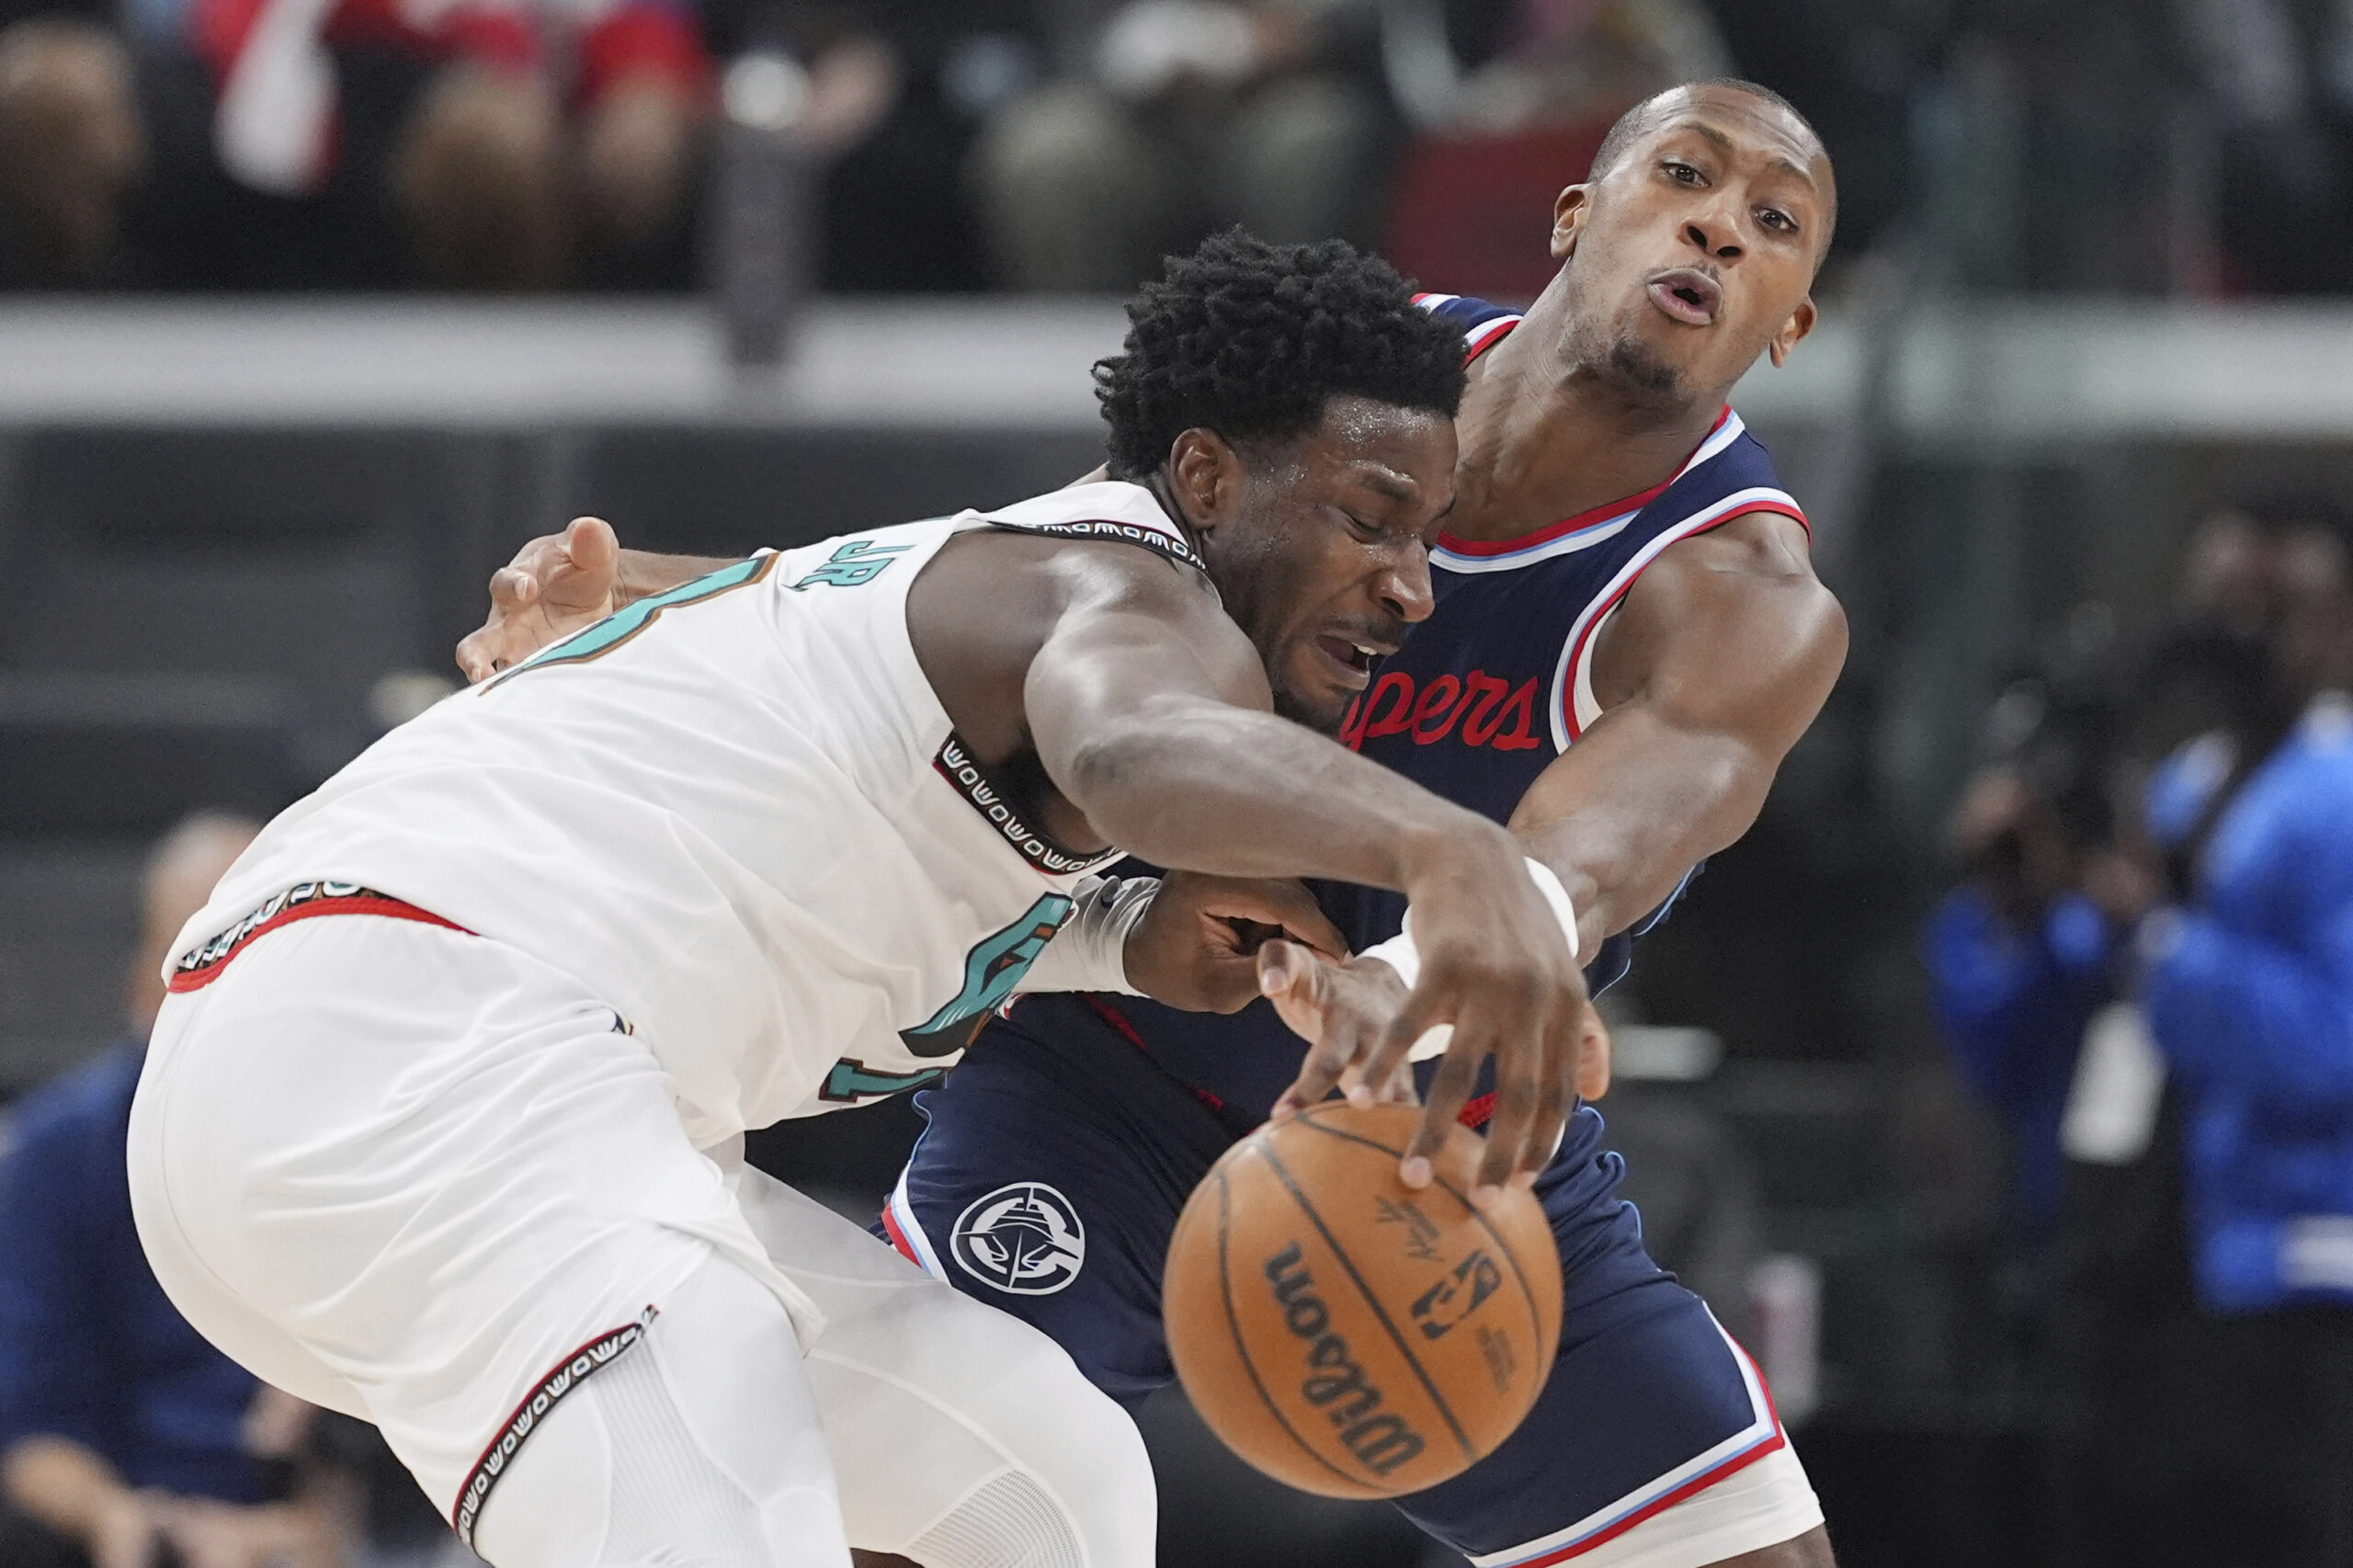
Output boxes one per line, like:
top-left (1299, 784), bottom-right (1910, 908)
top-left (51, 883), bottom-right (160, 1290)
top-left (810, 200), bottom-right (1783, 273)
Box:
top-left (128, 909), bottom-right (1153, 1564)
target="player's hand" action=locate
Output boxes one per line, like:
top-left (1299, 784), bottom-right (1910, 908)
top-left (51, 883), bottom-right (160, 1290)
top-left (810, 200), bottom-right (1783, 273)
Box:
top-left (1257, 942), bottom-right (1421, 1107)
top-left (1124, 872), bottom-right (1347, 1013)
top-left (455, 516), bottom-right (623, 683)
top-left (1274, 829), bottom-right (1588, 1207)
top-left (1262, 943), bottom-right (1613, 1119)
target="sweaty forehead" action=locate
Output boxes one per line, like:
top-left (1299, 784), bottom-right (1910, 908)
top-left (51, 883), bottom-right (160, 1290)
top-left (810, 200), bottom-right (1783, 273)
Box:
top-left (1644, 96), bottom-right (1826, 182)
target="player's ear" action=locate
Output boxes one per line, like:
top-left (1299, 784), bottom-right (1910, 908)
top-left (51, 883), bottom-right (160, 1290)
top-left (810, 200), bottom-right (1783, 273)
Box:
top-left (1550, 185), bottom-right (1592, 261)
top-left (1166, 428), bottom-right (1242, 534)
top-left (1767, 295), bottom-right (1817, 368)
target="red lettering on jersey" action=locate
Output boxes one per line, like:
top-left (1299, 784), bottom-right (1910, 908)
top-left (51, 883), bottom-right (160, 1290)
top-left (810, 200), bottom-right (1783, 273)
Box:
top-left (1349, 667), bottom-right (1548, 753)
top-left (1457, 672), bottom-right (1513, 745)
top-left (1461, 675), bottom-right (1543, 751)
top-left (1410, 675), bottom-right (1464, 744)
top-left (1360, 671), bottom-right (1417, 740)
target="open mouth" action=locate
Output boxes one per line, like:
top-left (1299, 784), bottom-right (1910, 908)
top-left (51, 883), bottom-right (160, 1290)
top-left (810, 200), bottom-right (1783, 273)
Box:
top-left (1314, 633), bottom-right (1386, 686)
top-left (1646, 269), bottom-right (1722, 326)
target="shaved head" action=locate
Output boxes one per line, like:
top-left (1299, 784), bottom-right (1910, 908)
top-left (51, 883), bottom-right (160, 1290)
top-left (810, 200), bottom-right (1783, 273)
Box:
top-left (1591, 79), bottom-right (1836, 256)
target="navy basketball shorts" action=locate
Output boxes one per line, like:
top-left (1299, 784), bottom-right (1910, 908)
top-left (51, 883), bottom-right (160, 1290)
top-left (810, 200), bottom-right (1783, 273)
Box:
top-left (880, 998), bottom-right (1824, 1568)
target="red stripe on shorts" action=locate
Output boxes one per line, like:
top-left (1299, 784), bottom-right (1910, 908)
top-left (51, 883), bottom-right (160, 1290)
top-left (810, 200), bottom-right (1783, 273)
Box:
top-left (167, 892), bottom-right (471, 993)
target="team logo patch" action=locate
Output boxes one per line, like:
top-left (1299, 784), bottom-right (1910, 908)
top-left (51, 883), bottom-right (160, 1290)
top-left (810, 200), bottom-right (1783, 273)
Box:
top-left (950, 1182), bottom-right (1086, 1296)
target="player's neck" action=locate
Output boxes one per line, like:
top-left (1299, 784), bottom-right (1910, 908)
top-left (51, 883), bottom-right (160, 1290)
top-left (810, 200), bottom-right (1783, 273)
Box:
top-left (1444, 292), bottom-right (1730, 543)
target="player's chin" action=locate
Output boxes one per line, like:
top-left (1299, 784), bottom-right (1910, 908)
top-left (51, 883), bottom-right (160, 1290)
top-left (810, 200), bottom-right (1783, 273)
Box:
top-left (1269, 658), bottom-right (1356, 736)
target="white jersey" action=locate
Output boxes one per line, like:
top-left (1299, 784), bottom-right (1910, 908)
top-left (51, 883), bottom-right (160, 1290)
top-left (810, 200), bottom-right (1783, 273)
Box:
top-left (167, 480), bottom-right (1209, 1145)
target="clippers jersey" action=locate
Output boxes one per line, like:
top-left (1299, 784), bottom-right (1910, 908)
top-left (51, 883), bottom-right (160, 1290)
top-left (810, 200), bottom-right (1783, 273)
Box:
top-left (1329, 292), bottom-right (1809, 989)
top-left (1069, 293), bottom-right (1808, 1115)
top-left (167, 482), bottom-right (1208, 1146)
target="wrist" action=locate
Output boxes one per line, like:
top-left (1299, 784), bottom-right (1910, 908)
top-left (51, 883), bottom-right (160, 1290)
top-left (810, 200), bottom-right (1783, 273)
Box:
top-left (1394, 813), bottom-right (1517, 895)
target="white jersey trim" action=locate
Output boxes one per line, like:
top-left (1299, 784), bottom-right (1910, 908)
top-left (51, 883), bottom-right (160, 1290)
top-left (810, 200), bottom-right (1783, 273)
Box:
top-left (884, 1165), bottom-right (951, 1282)
top-left (1549, 483), bottom-right (1806, 749)
top-left (1429, 413), bottom-right (1752, 577)
top-left (1469, 1312), bottom-right (1809, 1568)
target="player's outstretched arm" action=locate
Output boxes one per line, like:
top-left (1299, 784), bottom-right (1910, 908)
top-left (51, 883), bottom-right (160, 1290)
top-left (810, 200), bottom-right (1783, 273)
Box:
top-left (1017, 554), bottom-right (1588, 1202)
top-left (1509, 513), bottom-right (1847, 956)
top-left (1257, 514), bottom-right (1842, 1123)
top-left (455, 517), bottom-right (740, 682)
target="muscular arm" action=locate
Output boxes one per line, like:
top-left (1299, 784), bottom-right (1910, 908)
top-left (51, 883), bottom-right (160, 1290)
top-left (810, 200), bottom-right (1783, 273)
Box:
top-left (916, 537), bottom-right (1587, 1194)
top-left (1511, 512), bottom-right (1847, 953)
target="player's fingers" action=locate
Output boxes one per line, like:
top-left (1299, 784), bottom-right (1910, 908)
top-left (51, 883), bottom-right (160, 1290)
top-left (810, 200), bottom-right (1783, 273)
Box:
top-left (1375, 1057), bottom-right (1420, 1105)
top-left (1236, 879), bottom-right (1348, 960)
top-left (1472, 1015), bottom-right (1540, 1202)
top-left (1574, 1002), bottom-right (1613, 1101)
top-left (1267, 948), bottom-right (1355, 1119)
top-left (1406, 1035), bottom-right (1482, 1190)
top-left (547, 517), bottom-right (621, 611)
top-left (489, 564), bottom-right (541, 610)
top-left (1519, 1001), bottom-right (1577, 1188)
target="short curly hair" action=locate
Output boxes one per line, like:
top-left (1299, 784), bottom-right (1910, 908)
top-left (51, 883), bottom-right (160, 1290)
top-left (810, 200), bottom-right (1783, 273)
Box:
top-left (1095, 232), bottom-right (1466, 482)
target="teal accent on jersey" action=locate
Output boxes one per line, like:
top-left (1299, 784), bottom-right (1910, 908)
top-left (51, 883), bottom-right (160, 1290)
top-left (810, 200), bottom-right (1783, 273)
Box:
top-left (790, 539), bottom-right (911, 591)
top-left (484, 554), bottom-right (777, 689)
top-left (821, 1059), bottom-right (949, 1103)
top-left (900, 892), bottom-right (1076, 1058)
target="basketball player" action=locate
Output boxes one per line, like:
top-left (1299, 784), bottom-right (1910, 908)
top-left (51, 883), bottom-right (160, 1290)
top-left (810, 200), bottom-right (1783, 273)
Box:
top-left (128, 237), bottom-right (1597, 1568)
top-left (463, 80), bottom-right (1844, 1568)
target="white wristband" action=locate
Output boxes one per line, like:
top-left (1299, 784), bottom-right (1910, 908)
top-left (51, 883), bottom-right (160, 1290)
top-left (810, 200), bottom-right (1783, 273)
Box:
top-left (1014, 874), bottom-right (1158, 996)
top-left (1358, 858), bottom-right (1582, 1062)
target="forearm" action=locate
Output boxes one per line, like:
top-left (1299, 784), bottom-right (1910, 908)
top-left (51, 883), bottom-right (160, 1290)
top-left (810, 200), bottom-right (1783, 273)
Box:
top-left (1508, 707), bottom-right (1768, 954)
top-left (1063, 697), bottom-right (1511, 891)
top-left (614, 550), bottom-right (743, 608)
top-left (4, 1436), bottom-right (139, 1543)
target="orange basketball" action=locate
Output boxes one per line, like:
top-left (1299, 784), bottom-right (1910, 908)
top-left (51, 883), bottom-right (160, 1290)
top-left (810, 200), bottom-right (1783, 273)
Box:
top-left (1163, 1101), bottom-right (1563, 1499)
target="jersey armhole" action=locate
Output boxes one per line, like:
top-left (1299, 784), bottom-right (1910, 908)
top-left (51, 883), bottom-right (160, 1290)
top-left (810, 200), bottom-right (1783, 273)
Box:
top-left (1555, 497), bottom-right (1811, 744)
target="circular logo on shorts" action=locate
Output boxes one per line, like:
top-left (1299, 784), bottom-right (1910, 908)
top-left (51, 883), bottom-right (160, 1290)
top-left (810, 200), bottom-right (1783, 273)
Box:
top-left (950, 1182), bottom-right (1086, 1295)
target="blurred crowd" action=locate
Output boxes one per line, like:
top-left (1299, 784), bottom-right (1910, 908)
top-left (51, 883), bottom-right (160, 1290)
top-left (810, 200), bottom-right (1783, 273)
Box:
top-left (1927, 500), bottom-right (2353, 1567)
top-left (4, 0), bottom-right (2353, 294)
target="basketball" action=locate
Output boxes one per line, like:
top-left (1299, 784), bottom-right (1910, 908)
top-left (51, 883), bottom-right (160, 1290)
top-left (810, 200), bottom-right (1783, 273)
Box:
top-left (1163, 1101), bottom-right (1564, 1500)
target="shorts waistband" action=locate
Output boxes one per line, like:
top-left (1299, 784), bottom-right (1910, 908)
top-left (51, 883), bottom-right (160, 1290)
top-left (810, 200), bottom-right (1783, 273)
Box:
top-left (168, 881), bottom-right (472, 994)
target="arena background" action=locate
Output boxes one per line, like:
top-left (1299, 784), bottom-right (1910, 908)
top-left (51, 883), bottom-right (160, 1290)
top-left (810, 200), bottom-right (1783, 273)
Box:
top-left (6, 2), bottom-right (2353, 1563)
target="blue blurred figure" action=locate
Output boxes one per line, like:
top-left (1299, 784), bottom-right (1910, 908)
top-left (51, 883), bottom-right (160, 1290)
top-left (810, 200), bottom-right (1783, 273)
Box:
top-left (0, 812), bottom-right (348, 1568)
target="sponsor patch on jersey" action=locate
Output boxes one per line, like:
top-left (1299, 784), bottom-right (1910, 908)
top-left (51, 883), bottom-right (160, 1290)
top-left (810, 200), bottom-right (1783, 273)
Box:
top-left (932, 733), bottom-right (1122, 878)
top-left (950, 1181), bottom-right (1086, 1295)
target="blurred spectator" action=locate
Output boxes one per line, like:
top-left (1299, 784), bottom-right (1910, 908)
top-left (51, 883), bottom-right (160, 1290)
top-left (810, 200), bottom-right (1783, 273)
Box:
top-left (55, 0), bottom-right (717, 289)
top-left (700, 2), bottom-right (1044, 293)
top-left (2105, 507), bottom-right (2353, 1565)
top-left (0, 811), bottom-right (351, 1568)
top-left (1376, 0), bottom-right (1729, 299)
top-left (969, 0), bottom-right (1384, 292)
top-left (1928, 503), bottom-right (2353, 1566)
top-left (0, 15), bottom-right (143, 284)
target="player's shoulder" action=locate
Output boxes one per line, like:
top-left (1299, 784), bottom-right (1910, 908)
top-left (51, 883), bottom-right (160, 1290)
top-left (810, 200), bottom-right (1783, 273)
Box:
top-left (1414, 292), bottom-right (1522, 360)
top-left (969, 480), bottom-right (1213, 593)
top-left (1639, 408), bottom-right (1806, 544)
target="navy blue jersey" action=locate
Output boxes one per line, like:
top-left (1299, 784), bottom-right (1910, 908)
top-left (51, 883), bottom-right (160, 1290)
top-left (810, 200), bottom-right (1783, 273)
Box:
top-left (1052, 294), bottom-right (1809, 1118)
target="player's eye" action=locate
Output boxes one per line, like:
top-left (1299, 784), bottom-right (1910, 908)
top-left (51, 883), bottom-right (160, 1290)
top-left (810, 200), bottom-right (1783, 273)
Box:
top-left (1758, 206), bottom-right (1799, 234)
top-left (1662, 160), bottom-right (1703, 186)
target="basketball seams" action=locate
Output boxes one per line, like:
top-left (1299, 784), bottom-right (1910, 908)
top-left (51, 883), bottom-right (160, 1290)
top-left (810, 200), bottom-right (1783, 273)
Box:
top-left (1207, 1162), bottom-right (1372, 1494)
top-left (1254, 1141), bottom-right (1478, 1460)
top-left (1290, 1112), bottom-right (1558, 1364)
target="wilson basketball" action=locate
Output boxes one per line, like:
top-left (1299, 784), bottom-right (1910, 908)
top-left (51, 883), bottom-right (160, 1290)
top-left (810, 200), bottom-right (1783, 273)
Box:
top-left (1164, 1101), bottom-right (1563, 1499)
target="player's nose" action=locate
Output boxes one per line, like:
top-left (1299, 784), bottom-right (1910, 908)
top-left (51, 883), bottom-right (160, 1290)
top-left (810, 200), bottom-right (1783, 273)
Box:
top-left (1683, 213), bottom-right (1744, 261)
top-left (1378, 540), bottom-right (1437, 624)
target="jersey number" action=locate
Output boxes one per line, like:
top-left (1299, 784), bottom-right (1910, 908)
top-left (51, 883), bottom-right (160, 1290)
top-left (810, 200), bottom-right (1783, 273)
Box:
top-left (899, 892), bottom-right (1074, 1058)
top-left (483, 554), bottom-right (779, 689)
